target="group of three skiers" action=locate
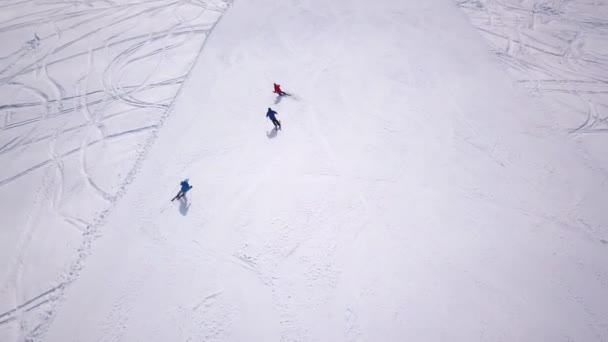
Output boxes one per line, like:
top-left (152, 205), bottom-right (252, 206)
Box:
top-left (174, 83), bottom-right (289, 201)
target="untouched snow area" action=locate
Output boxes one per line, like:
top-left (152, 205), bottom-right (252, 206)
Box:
top-left (1, 0), bottom-right (607, 341)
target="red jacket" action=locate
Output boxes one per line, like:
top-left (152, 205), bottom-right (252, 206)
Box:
top-left (273, 83), bottom-right (282, 94)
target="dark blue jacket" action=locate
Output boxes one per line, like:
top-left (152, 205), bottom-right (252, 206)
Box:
top-left (180, 180), bottom-right (191, 192)
top-left (266, 109), bottom-right (278, 121)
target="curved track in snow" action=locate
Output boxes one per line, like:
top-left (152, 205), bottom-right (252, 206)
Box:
top-left (457, 0), bottom-right (608, 170)
top-left (0, 1), bottom-right (231, 340)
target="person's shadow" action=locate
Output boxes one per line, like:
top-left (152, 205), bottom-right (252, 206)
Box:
top-left (274, 95), bottom-right (283, 104)
top-left (179, 195), bottom-right (191, 216)
top-left (266, 128), bottom-right (278, 139)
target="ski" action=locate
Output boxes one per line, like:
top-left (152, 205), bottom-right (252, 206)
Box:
top-left (171, 185), bottom-right (193, 201)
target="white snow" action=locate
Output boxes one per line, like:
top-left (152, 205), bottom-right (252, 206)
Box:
top-left (457, 0), bottom-right (608, 189)
top-left (1, 0), bottom-right (607, 341)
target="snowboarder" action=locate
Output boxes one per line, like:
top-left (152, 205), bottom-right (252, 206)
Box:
top-left (266, 107), bottom-right (281, 130)
top-left (273, 83), bottom-right (287, 96)
top-left (172, 179), bottom-right (193, 201)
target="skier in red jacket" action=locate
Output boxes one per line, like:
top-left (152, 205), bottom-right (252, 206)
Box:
top-left (273, 83), bottom-right (287, 96)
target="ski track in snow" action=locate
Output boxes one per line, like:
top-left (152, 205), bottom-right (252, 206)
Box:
top-left (0, 0), bottom-right (231, 340)
top-left (456, 0), bottom-right (608, 164)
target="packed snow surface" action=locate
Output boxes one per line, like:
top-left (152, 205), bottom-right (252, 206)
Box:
top-left (1, 0), bottom-right (607, 341)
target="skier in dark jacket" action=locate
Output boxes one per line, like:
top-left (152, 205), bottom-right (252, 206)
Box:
top-left (266, 107), bottom-right (281, 130)
top-left (273, 83), bottom-right (287, 96)
top-left (172, 179), bottom-right (192, 201)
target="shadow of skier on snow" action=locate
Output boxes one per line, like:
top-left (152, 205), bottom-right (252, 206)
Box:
top-left (266, 128), bottom-right (278, 139)
top-left (179, 195), bottom-right (191, 216)
top-left (274, 95), bottom-right (283, 104)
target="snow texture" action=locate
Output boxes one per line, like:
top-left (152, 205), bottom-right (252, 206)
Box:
top-left (0, 0), bottom-right (607, 341)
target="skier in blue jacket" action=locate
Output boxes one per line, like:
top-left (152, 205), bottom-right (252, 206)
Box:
top-left (266, 107), bottom-right (281, 130)
top-left (172, 179), bottom-right (192, 201)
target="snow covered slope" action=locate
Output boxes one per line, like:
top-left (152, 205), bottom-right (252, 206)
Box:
top-left (457, 0), bottom-right (608, 184)
top-left (0, 0), bottom-right (230, 339)
top-left (2, 0), bottom-right (608, 341)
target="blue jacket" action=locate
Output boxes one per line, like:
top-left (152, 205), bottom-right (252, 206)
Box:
top-left (180, 180), bottom-right (191, 192)
top-left (266, 108), bottom-right (278, 121)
